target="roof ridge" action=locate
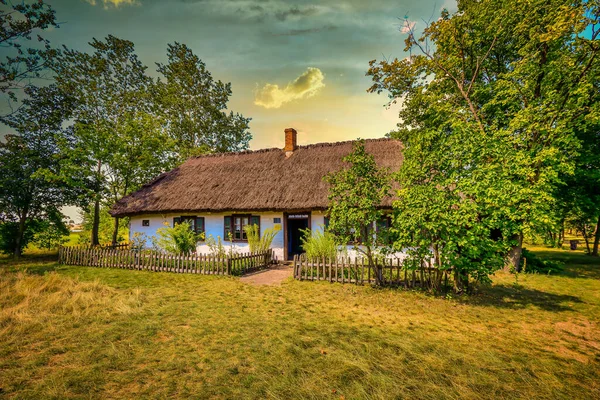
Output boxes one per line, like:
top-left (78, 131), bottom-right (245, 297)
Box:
top-left (188, 137), bottom-right (397, 160)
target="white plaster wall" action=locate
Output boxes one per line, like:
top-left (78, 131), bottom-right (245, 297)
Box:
top-left (307, 211), bottom-right (406, 260)
top-left (130, 212), bottom-right (285, 260)
top-left (311, 211), bottom-right (326, 232)
top-left (129, 211), bottom-right (406, 262)
top-left (129, 213), bottom-right (174, 247)
top-left (196, 212), bottom-right (284, 260)
top-left (341, 246), bottom-right (407, 262)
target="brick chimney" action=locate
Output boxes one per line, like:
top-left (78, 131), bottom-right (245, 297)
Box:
top-left (284, 128), bottom-right (297, 157)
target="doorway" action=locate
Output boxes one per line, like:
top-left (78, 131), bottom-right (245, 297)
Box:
top-left (285, 213), bottom-right (310, 260)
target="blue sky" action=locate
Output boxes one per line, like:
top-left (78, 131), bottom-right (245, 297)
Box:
top-left (8, 0), bottom-right (456, 149)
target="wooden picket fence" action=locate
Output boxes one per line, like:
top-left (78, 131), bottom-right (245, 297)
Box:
top-left (58, 246), bottom-right (274, 276)
top-left (99, 243), bottom-right (130, 250)
top-left (293, 255), bottom-right (451, 288)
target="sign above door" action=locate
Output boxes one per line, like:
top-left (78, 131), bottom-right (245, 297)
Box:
top-left (287, 214), bottom-right (309, 219)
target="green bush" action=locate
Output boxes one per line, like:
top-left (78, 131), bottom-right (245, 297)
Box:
top-left (520, 248), bottom-right (565, 274)
top-left (0, 222), bottom-right (36, 255)
top-left (0, 211), bottom-right (68, 255)
top-left (153, 221), bottom-right (203, 255)
top-left (300, 228), bottom-right (339, 260)
top-left (31, 218), bottom-right (70, 250)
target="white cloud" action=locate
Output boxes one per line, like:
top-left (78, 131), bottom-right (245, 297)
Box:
top-left (254, 67), bottom-right (325, 109)
top-left (85, 0), bottom-right (139, 9)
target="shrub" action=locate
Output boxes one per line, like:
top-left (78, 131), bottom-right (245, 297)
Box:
top-left (0, 221), bottom-right (36, 255)
top-left (243, 224), bottom-right (281, 253)
top-left (153, 221), bottom-right (203, 255)
top-left (31, 216), bottom-right (70, 250)
top-left (520, 248), bottom-right (565, 274)
top-left (131, 232), bottom-right (149, 250)
top-left (0, 212), bottom-right (68, 255)
top-left (206, 234), bottom-right (228, 258)
top-left (300, 228), bottom-right (339, 260)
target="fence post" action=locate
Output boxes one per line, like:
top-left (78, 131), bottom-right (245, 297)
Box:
top-left (293, 254), bottom-right (298, 278)
top-left (226, 257), bottom-right (231, 275)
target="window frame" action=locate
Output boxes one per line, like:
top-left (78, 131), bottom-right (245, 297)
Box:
top-left (224, 214), bottom-right (260, 242)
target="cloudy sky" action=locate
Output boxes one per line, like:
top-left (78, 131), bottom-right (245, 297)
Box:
top-left (9, 0), bottom-right (456, 150)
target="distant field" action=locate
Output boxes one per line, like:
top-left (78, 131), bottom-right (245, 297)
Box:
top-left (1, 245), bottom-right (599, 399)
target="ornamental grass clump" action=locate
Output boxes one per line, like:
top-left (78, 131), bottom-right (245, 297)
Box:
top-left (244, 224), bottom-right (281, 253)
top-left (300, 228), bottom-right (339, 260)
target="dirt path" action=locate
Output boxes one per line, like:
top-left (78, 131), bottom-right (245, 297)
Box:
top-left (239, 265), bottom-right (294, 286)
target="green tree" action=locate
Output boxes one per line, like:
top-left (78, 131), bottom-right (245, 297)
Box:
top-left (78, 205), bottom-right (128, 246)
top-left (30, 209), bottom-right (69, 250)
top-left (325, 140), bottom-right (391, 285)
top-left (0, 86), bottom-right (77, 256)
top-left (368, 0), bottom-right (600, 271)
top-left (104, 111), bottom-right (175, 245)
top-left (156, 42), bottom-right (252, 159)
top-left (51, 35), bottom-right (173, 246)
top-left (556, 125), bottom-right (600, 254)
top-left (0, 0), bottom-right (58, 115)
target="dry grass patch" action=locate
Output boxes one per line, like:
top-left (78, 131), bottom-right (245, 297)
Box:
top-left (0, 271), bottom-right (143, 327)
top-left (0, 246), bottom-right (599, 399)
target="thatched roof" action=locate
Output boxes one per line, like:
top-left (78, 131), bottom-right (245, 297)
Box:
top-left (110, 138), bottom-right (403, 217)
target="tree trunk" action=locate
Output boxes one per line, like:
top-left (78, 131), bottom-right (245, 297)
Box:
top-left (505, 233), bottom-right (524, 272)
top-left (559, 222), bottom-right (565, 248)
top-left (91, 196), bottom-right (100, 246)
top-left (111, 216), bottom-right (120, 246)
top-left (592, 214), bottom-right (600, 257)
top-left (453, 268), bottom-right (463, 293)
top-left (91, 160), bottom-right (102, 247)
top-left (582, 224), bottom-right (591, 254)
top-left (14, 212), bottom-right (28, 258)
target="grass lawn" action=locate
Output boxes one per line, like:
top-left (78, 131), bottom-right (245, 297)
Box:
top-left (1, 245), bottom-right (599, 399)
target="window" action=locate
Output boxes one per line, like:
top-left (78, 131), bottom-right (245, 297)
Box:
top-left (142, 220), bottom-right (150, 227)
top-left (233, 215), bottom-right (248, 241)
top-left (224, 215), bottom-right (260, 242)
top-left (172, 216), bottom-right (205, 239)
top-left (273, 217), bottom-right (281, 224)
top-left (195, 217), bottom-right (205, 237)
top-left (376, 215), bottom-right (392, 245)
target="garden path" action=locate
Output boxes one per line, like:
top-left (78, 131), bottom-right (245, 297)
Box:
top-left (239, 265), bottom-right (293, 286)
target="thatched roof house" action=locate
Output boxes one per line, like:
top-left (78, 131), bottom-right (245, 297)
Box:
top-left (114, 129), bottom-right (403, 260)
